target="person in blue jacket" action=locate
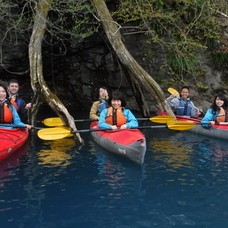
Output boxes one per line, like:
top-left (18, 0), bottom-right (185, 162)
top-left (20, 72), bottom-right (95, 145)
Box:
top-left (166, 86), bottom-right (202, 116)
top-left (98, 90), bottom-right (138, 130)
top-left (201, 92), bottom-right (228, 127)
top-left (0, 81), bottom-right (32, 130)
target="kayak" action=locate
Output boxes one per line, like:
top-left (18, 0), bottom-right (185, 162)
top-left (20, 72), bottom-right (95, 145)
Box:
top-left (0, 128), bottom-right (29, 162)
top-left (157, 110), bottom-right (228, 140)
top-left (90, 121), bottom-right (147, 165)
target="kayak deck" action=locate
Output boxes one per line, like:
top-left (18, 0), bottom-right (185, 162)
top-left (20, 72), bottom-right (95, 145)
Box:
top-left (157, 110), bottom-right (228, 140)
top-left (90, 122), bottom-right (147, 165)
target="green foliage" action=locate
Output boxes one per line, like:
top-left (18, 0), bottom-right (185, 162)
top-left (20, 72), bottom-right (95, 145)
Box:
top-left (166, 46), bottom-right (199, 76)
top-left (1, 0), bottom-right (228, 85)
top-left (196, 82), bottom-right (209, 89)
top-left (206, 38), bottom-right (221, 50)
top-left (47, 0), bottom-right (98, 42)
top-left (143, 50), bottom-right (153, 59)
top-left (212, 52), bottom-right (228, 69)
top-left (113, 0), bottom-right (228, 82)
top-left (0, 0), bottom-right (99, 55)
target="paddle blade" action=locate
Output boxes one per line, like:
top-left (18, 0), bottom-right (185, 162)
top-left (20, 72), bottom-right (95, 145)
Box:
top-left (38, 127), bottom-right (72, 140)
top-left (42, 117), bottom-right (64, 127)
top-left (167, 121), bottom-right (196, 130)
top-left (150, 116), bottom-right (175, 123)
top-left (168, 87), bottom-right (179, 95)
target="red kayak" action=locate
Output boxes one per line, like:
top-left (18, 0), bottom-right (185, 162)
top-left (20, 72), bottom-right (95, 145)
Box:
top-left (0, 128), bottom-right (29, 162)
top-left (157, 110), bottom-right (228, 140)
top-left (90, 121), bottom-right (146, 165)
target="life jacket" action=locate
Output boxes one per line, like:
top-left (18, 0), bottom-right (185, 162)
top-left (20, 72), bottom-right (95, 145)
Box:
top-left (97, 99), bottom-right (108, 115)
top-left (10, 96), bottom-right (19, 111)
top-left (105, 107), bottom-right (127, 127)
top-left (215, 107), bottom-right (227, 123)
top-left (0, 102), bottom-right (13, 123)
top-left (176, 99), bottom-right (191, 116)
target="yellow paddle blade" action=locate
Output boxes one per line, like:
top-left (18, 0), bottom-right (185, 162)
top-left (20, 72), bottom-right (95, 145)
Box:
top-left (42, 117), bottom-right (64, 127)
top-left (38, 127), bottom-right (72, 140)
top-left (167, 121), bottom-right (196, 130)
top-left (168, 87), bottom-right (179, 95)
top-left (150, 116), bottom-right (175, 123)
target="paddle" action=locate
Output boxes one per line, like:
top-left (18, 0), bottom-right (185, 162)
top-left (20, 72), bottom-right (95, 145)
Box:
top-left (37, 121), bottom-right (192, 140)
top-left (168, 87), bottom-right (179, 95)
top-left (41, 116), bottom-right (175, 127)
top-left (173, 121), bottom-right (228, 128)
top-left (41, 118), bottom-right (95, 126)
top-left (150, 116), bottom-right (175, 123)
top-left (37, 126), bottom-right (75, 140)
top-left (167, 121), bottom-right (198, 130)
top-left (0, 124), bottom-right (43, 130)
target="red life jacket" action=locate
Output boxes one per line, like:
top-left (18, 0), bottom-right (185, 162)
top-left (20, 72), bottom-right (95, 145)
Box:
top-left (0, 102), bottom-right (13, 123)
top-left (216, 107), bottom-right (227, 123)
top-left (10, 96), bottom-right (19, 111)
top-left (106, 107), bottom-right (127, 127)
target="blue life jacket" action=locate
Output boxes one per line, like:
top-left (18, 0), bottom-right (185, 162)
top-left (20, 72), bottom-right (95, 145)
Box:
top-left (176, 99), bottom-right (191, 116)
top-left (16, 98), bottom-right (23, 109)
top-left (97, 99), bottom-right (108, 115)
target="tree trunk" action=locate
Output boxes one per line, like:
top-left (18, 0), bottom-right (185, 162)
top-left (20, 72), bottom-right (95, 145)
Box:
top-left (91, 0), bottom-right (174, 116)
top-left (123, 68), bottom-right (150, 116)
top-left (28, 0), bottom-right (84, 144)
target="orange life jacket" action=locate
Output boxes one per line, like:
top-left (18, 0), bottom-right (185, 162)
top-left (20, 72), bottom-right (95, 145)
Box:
top-left (0, 102), bottom-right (13, 123)
top-left (105, 107), bottom-right (127, 127)
top-left (215, 107), bottom-right (227, 123)
top-left (10, 96), bottom-right (19, 111)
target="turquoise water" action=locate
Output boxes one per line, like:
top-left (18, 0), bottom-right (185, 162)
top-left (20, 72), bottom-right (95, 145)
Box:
top-left (1, 123), bottom-right (228, 228)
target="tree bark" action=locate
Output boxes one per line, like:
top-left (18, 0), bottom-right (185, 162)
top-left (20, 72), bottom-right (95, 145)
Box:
top-left (91, 0), bottom-right (174, 116)
top-left (28, 0), bottom-right (84, 144)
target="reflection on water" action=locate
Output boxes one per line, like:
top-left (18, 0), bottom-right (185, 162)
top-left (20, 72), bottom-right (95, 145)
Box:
top-left (150, 137), bottom-right (192, 169)
top-left (37, 138), bottom-right (75, 167)
top-left (89, 139), bottom-right (147, 197)
top-left (0, 137), bottom-right (77, 227)
top-left (0, 144), bottom-right (27, 187)
top-left (149, 132), bottom-right (228, 186)
top-left (147, 134), bottom-right (196, 187)
top-left (2, 127), bottom-right (228, 227)
top-left (71, 139), bottom-right (148, 228)
top-left (191, 135), bottom-right (228, 182)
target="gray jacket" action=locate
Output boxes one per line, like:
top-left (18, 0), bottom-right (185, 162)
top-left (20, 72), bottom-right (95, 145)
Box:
top-left (166, 95), bottom-right (199, 116)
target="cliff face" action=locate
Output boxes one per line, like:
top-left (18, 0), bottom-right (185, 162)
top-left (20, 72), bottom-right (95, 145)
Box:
top-left (1, 9), bottom-right (228, 114)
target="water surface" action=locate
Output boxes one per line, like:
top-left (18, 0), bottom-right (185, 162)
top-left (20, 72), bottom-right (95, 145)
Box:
top-left (1, 121), bottom-right (228, 228)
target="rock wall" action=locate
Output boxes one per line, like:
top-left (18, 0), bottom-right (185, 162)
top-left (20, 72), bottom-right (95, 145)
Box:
top-left (1, 25), bottom-right (228, 114)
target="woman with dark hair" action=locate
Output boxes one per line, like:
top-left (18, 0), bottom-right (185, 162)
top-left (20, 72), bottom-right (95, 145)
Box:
top-left (0, 81), bottom-right (32, 129)
top-left (98, 90), bottom-right (138, 130)
top-left (201, 92), bottom-right (228, 127)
